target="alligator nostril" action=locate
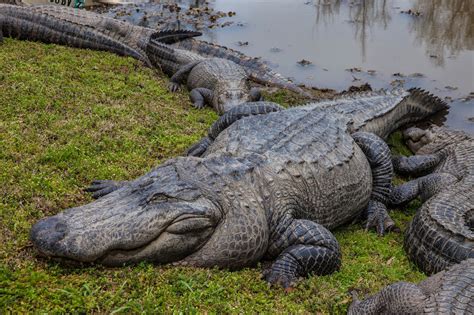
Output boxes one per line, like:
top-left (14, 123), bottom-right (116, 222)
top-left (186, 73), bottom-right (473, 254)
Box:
top-left (55, 222), bottom-right (67, 233)
top-left (30, 216), bottom-right (68, 251)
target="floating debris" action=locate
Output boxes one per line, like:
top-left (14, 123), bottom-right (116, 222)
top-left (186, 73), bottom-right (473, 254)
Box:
top-left (343, 83), bottom-right (372, 93)
top-left (346, 67), bottom-right (362, 73)
top-left (401, 9), bottom-right (422, 16)
top-left (392, 72), bottom-right (405, 77)
top-left (237, 41), bottom-right (249, 46)
top-left (409, 72), bottom-right (424, 78)
top-left (468, 117), bottom-right (474, 122)
top-left (270, 47), bottom-right (282, 53)
top-left (390, 79), bottom-right (405, 87)
top-left (445, 86), bottom-right (458, 91)
top-left (351, 75), bottom-right (361, 82)
top-left (297, 59), bottom-right (312, 66)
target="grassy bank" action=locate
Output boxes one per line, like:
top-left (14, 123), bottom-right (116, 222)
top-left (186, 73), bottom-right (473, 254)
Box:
top-left (0, 39), bottom-right (424, 313)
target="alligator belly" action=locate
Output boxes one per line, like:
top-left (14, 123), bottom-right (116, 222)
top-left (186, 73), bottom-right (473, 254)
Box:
top-left (262, 145), bottom-right (373, 231)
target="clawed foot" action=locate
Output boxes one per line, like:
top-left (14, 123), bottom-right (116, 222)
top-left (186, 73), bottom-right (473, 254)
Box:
top-left (192, 100), bottom-right (205, 109)
top-left (262, 268), bottom-right (298, 290)
top-left (85, 180), bottom-right (127, 199)
top-left (365, 200), bottom-right (398, 236)
top-left (168, 82), bottom-right (181, 92)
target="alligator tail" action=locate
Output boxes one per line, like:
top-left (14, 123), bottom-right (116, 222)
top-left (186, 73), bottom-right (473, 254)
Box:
top-left (146, 38), bottom-right (179, 73)
top-left (358, 88), bottom-right (449, 139)
top-left (171, 39), bottom-right (312, 98)
top-left (150, 30), bottom-right (202, 45)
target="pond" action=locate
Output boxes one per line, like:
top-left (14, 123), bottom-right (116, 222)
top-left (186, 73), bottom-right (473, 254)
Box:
top-left (98, 0), bottom-right (474, 134)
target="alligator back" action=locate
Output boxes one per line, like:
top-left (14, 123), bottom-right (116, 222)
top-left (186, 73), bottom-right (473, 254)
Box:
top-left (422, 258), bottom-right (474, 313)
top-left (206, 106), bottom-right (372, 229)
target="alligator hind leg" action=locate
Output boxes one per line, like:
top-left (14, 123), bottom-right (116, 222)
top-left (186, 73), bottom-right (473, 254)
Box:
top-left (168, 60), bottom-right (202, 92)
top-left (189, 88), bottom-right (213, 109)
top-left (352, 132), bottom-right (395, 235)
top-left (85, 180), bottom-right (128, 199)
top-left (393, 153), bottom-right (443, 176)
top-left (264, 218), bottom-right (341, 288)
top-left (389, 172), bottom-right (457, 206)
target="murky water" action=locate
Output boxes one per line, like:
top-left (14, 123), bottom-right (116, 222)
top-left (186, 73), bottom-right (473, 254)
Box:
top-left (99, 0), bottom-right (474, 134)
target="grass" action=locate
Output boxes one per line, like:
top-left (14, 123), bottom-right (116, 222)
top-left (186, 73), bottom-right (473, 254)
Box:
top-left (0, 39), bottom-right (425, 313)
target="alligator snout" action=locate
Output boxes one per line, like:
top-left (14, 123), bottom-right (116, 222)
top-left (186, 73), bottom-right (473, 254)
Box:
top-left (30, 216), bottom-right (68, 256)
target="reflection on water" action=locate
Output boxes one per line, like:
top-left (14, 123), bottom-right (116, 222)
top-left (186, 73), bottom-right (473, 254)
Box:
top-left (411, 0), bottom-right (474, 66)
top-left (98, 0), bottom-right (473, 133)
top-left (314, 0), bottom-right (392, 61)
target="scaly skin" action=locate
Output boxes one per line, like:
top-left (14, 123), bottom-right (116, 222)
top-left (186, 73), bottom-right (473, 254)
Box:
top-left (390, 126), bottom-right (474, 275)
top-left (0, 4), bottom-right (201, 66)
top-left (30, 89), bottom-right (447, 287)
top-left (170, 39), bottom-right (311, 97)
top-left (165, 57), bottom-right (263, 114)
top-left (348, 258), bottom-right (474, 314)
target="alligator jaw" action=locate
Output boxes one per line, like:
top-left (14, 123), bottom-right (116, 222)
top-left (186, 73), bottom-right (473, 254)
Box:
top-left (30, 167), bottom-right (222, 265)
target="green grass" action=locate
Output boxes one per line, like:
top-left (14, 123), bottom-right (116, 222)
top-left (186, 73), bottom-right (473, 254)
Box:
top-left (0, 39), bottom-right (425, 313)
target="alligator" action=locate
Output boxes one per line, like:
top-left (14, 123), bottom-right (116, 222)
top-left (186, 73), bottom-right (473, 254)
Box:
top-left (348, 258), bottom-right (474, 314)
top-left (0, 4), bottom-right (310, 114)
top-left (146, 40), bottom-right (264, 114)
top-left (30, 89), bottom-right (447, 287)
top-left (390, 125), bottom-right (474, 275)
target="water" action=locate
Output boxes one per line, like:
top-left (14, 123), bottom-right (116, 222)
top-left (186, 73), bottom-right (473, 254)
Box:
top-left (99, 0), bottom-right (474, 134)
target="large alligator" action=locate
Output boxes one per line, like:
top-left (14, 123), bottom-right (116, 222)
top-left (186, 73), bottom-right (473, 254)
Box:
top-left (390, 125), bottom-right (474, 275)
top-left (348, 258), bottom-right (474, 314)
top-left (30, 89), bottom-right (447, 287)
top-left (0, 4), bottom-right (309, 114)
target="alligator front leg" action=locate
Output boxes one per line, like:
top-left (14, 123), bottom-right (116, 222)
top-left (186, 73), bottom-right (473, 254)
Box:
top-left (389, 172), bottom-right (458, 206)
top-left (189, 88), bottom-right (213, 109)
top-left (264, 218), bottom-right (341, 288)
top-left (352, 132), bottom-right (395, 235)
top-left (168, 61), bottom-right (202, 92)
top-left (185, 136), bottom-right (212, 157)
top-left (185, 102), bottom-right (283, 157)
top-left (393, 153), bottom-right (443, 176)
top-left (85, 180), bottom-right (128, 199)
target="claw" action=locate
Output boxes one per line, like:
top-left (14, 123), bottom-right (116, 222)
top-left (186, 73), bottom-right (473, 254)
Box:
top-left (364, 200), bottom-right (398, 236)
top-left (168, 82), bottom-right (180, 92)
top-left (192, 100), bottom-right (205, 109)
top-left (262, 268), bottom-right (297, 289)
top-left (85, 180), bottom-right (127, 199)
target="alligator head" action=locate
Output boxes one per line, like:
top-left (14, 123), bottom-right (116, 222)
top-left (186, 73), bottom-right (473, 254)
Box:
top-left (402, 127), bottom-right (435, 153)
top-left (213, 83), bottom-right (264, 114)
top-left (30, 161), bottom-right (224, 266)
top-left (403, 125), bottom-right (470, 154)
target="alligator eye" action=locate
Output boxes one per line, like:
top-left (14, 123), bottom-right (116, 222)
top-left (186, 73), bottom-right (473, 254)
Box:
top-left (147, 193), bottom-right (177, 203)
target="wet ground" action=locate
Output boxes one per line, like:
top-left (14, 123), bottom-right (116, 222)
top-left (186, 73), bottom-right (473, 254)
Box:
top-left (96, 0), bottom-right (474, 134)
